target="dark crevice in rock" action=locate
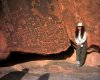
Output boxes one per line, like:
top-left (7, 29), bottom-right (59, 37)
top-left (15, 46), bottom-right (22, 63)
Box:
top-left (87, 45), bottom-right (100, 54)
top-left (0, 0), bottom-right (3, 15)
top-left (0, 44), bottom-right (75, 67)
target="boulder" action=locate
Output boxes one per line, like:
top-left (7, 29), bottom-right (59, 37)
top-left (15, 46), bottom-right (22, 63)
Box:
top-left (0, 0), bottom-right (70, 60)
top-left (0, 0), bottom-right (100, 67)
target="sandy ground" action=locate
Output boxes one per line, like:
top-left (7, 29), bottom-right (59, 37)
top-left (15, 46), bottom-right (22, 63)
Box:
top-left (0, 53), bottom-right (100, 80)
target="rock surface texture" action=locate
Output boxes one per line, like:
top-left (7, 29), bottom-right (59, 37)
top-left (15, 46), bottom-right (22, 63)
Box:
top-left (0, 0), bottom-right (70, 56)
top-left (0, 0), bottom-right (100, 66)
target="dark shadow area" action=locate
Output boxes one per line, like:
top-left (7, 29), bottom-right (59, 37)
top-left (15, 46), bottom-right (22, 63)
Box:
top-left (70, 40), bottom-right (76, 49)
top-left (0, 68), bottom-right (29, 80)
top-left (38, 73), bottom-right (50, 80)
top-left (0, 40), bottom-right (99, 67)
top-left (0, 44), bottom-right (74, 67)
top-left (87, 45), bottom-right (100, 54)
top-left (0, 0), bottom-right (3, 14)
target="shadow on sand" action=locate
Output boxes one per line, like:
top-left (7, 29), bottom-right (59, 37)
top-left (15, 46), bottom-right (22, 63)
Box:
top-left (38, 73), bottom-right (50, 80)
top-left (0, 68), bottom-right (29, 80)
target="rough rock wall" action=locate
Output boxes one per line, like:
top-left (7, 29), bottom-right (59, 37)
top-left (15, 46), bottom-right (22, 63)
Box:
top-left (0, 0), bottom-right (100, 66)
top-left (59, 0), bottom-right (100, 66)
top-left (0, 0), bottom-right (70, 56)
top-left (62, 0), bottom-right (100, 47)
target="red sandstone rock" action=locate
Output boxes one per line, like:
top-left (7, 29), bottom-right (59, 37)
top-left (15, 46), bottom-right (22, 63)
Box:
top-left (0, 31), bottom-right (10, 59)
top-left (63, 0), bottom-right (100, 66)
top-left (86, 52), bottom-right (100, 66)
top-left (0, 0), bottom-right (70, 59)
top-left (0, 0), bottom-right (100, 67)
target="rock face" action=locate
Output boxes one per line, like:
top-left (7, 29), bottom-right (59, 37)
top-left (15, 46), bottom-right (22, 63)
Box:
top-left (62, 0), bottom-right (100, 66)
top-left (0, 0), bottom-right (100, 66)
top-left (60, 0), bottom-right (100, 66)
top-left (0, 0), bottom-right (70, 59)
top-left (63, 0), bottom-right (100, 47)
